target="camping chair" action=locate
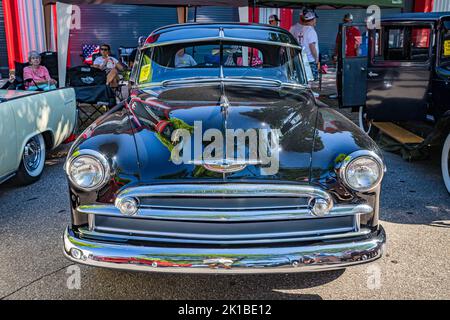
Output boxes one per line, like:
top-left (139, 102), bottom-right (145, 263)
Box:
top-left (67, 65), bottom-right (116, 132)
top-left (40, 51), bottom-right (58, 84)
top-left (118, 46), bottom-right (136, 68)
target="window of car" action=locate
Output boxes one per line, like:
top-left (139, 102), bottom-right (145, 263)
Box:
top-left (374, 24), bottom-right (432, 62)
top-left (137, 41), bottom-right (306, 85)
top-left (439, 20), bottom-right (450, 70)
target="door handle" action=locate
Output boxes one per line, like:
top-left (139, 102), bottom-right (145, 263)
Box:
top-left (368, 71), bottom-right (379, 77)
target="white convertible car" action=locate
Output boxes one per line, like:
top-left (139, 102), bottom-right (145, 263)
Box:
top-left (0, 88), bottom-right (77, 185)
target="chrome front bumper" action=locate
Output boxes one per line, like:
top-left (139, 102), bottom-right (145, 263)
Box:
top-left (63, 226), bottom-right (386, 274)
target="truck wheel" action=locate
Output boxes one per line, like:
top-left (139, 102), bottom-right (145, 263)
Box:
top-left (441, 133), bottom-right (450, 194)
top-left (14, 133), bottom-right (46, 186)
top-left (358, 106), bottom-right (372, 134)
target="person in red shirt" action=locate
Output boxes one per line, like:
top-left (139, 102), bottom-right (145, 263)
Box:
top-left (334, 13), bottom-right (361, 58)
top-left (330, 13), bottom-right (361, 99)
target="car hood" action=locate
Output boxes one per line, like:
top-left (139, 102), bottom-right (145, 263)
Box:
top-left (129, 83), bottom-right (318, 184)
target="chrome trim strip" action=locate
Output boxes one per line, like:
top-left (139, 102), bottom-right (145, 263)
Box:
top-left (118, 184), bottom-right (332, 199)
top-left (78, 204), bottom-right (372, 222)
top-left (63, 226), bottom-right (386, 274)
top-left (0, 172), bottom-right (16, 185)
top-left (88, 226), bottom-right (370, 245)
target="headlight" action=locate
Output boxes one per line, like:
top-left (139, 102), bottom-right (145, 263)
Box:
top-left (66, 150), bottom-right (111, 191)
top-left (340, 151), bottom-right (384, 192)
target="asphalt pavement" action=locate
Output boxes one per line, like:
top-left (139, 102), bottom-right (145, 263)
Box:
top-left (0, 137), bottom-right (449, 300)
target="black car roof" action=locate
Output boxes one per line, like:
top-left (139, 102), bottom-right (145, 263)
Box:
top-left (382, 12), bottom-right (450, 22)
top-left (146, 23), bottom-right (298, 46)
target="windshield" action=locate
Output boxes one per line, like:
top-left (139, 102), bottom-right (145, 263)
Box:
top-left (137, 41), bottom-right (306, 85)
top-left (440, 20), bottom-right (450, 70)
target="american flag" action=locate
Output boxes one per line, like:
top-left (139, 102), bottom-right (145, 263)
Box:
top-left (82, 44), bottom-right (100, 65)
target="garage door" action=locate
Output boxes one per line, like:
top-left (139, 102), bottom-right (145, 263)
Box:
top-left (0, 1), bottom-right (8, 77)
top-left (188, 6), bottom-right (239, 23)
top-left (69, 5), bottom-right (177, 65)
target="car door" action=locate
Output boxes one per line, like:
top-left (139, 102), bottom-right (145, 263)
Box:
top-left (365, 22), bottom-right (433, 121)
top-left (338, 23), bottom-right (369, 108)
top-left (0, 100), bottom-right (18, 179)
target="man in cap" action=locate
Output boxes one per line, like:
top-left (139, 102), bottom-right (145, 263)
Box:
top-left (268, 14), bottom-right (280, 27)
top-left (299, 9), bottom-right (319, 81)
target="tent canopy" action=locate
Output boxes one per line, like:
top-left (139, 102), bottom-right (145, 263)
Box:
top-left (42, 0), bottom-right (404, 9)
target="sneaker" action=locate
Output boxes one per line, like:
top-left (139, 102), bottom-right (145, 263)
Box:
top-left (328, 94), bottom-right (338, 99)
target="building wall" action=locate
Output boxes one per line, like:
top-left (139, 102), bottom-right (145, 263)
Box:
top-left (291, 8), bottom-right (402, 62)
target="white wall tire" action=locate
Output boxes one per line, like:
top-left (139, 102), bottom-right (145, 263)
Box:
top-left (358, 106), bottom-right (372, 134)
top-left (441, 133), bottom-right (450, 194)
top-left (14, 133), bottom-right (46, 186)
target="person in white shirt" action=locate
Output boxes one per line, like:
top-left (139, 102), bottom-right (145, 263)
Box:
top-left (289, 16), bottom-right (304, 45)
top-left (93, 44), bottom-right (125, 87)
top-left (290, 10), bottom-right (319, 81)
top-left (174, 49), bottom-right (197, 68)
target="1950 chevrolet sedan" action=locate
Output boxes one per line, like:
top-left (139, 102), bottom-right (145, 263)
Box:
top-left (63, 23), bottom-right (386, 273)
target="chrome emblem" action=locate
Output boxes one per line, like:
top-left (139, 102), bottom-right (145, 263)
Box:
top-left (203, 162), bottom-right (246, 173)
top-left (195, 159), bottom-right (263, 174)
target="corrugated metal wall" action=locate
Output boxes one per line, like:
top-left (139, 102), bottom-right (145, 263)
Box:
top-left (292, 8), bottom-right (402, 62)
top-left (187, 6), bottom-right (239, 23)
top-left (69, 4), bottom-right (177, 65)
top-left (0, 1), bottom-right (8, 77)
top-left (433, 0), bottom-right (450, 12)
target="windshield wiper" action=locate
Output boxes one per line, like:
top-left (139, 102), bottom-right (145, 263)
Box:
top-left (162, 76), bottom-right (283, 87)
top-left (223, 76), bottom-right (282, 86)
top-left (162, 77), bottom-right (220, 86)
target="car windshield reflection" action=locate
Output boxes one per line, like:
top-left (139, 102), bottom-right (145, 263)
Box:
top-left (138, 41), bottom-right (306, 85)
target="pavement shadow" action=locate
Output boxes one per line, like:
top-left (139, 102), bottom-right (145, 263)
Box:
top-left (379, 151), bottom-right (450, 227)
top-left (78, 268), bottom-right (345, 299)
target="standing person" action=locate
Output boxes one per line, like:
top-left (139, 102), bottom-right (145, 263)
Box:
top-left (268, 14), bottom-right (280, 27)
top-left (93, 44), bottom-right (125, 88)
top-left (334, 13), bottom-right (361, 59)
top-left (300, 10), bottom-right (320, 81)
top-left (330, 13), bottom-right (361, 99)
top-left (289, 12), bottom-right (304, 45)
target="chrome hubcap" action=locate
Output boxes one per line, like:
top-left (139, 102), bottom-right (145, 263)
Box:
top-left (23, 136), bottom-right (42, 174)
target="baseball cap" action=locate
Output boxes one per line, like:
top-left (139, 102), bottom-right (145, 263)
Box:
top-left (344, 13), bottom-right (353, 21)
top-left (302, 9), bottom-right (318, 21)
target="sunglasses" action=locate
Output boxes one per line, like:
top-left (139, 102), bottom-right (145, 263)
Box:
top-left (100, 48), bottom-right (109, 51)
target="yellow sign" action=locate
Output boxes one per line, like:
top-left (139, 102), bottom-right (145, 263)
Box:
top-left (444, 40), bottom-right (450, 56)
top-left (139, 64), bottom-right (152, 83)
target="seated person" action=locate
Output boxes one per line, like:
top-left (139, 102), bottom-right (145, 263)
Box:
top-left (93, 44), bottom-right (125, 88)
top-left (175, 48), bottom-right (197, 68)
top-left (23, 51), bottom-right (57, 91)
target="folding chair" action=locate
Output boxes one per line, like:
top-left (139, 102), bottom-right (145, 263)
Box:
top-left (67, 65), bottom-right (116, 132)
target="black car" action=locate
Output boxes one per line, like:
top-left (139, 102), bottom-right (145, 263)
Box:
top-left (63, 23), bottom-right (386, 273)
top-left (337, 12), bottom-right (450, 193)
